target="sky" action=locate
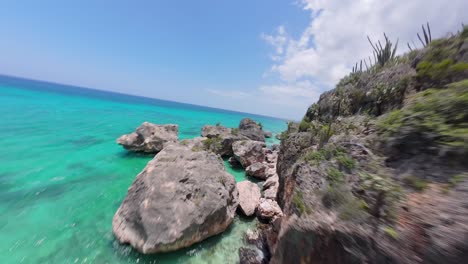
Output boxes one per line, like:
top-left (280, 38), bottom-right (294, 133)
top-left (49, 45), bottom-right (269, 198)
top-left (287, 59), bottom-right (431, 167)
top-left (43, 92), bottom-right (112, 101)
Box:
top-left (0, 0), bottom-right (467, 120)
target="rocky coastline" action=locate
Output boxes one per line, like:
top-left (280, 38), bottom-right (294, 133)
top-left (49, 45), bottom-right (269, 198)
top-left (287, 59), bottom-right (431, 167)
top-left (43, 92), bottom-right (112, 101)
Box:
top-left (113, 27), bottom-right (468, 263)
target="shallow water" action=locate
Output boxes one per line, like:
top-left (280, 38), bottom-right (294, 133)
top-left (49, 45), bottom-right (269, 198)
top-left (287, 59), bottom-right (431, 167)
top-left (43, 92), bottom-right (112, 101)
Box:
top-left (0, 75), bottom-right (285, 264)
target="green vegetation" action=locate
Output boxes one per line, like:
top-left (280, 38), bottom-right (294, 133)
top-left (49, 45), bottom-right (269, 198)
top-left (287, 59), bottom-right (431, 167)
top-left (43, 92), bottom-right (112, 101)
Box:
top-left (384, 226), bottom-right (398, 240)
top-left (378, 80), bottom-right (468, 157)
top-left (327, 167), bottom-right (344, 183)
top-left (257, 122), bottom-right (263, 129)
top-left (299, 119), bottom-right (311, 132)
top-left (303, 150), bottom-right (325, 165)
top-left (449, 173), bottom-right (468, 188)
top-left (318, 124), bottom-right (334, 148)
top-left (336, 154), bottom-right (356, 170)
top-left (416, 59), bottom-right (468, 87)
top-left (203, 136), bottom-right (223, 152)
top-left (292, 191), bottom-right (311, 216)
top-left (403, 175), bottom-right (428, 191)
top-left (338, 198), bottom-right (368, 221)
top-left (215, 122), bottom-right (221, 126)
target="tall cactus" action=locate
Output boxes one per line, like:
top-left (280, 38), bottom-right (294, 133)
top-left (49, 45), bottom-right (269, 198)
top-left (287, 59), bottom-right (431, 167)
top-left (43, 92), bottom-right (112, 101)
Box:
top-left (417, 22), bottom-right (432, 47)
top-left (367, 33), bottom-right (398, 67)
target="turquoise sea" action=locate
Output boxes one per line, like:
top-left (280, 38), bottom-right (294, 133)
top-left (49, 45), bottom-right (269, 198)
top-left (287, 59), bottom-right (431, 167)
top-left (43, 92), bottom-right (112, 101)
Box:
top-left (0, 75), bottom-right (286, 264)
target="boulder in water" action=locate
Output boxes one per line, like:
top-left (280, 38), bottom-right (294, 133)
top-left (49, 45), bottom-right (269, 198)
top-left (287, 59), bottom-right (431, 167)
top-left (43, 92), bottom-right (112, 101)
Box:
top-left (112, 143), bottom-right (239, 253)
top-left (117, 122), bottom-right (178, 153)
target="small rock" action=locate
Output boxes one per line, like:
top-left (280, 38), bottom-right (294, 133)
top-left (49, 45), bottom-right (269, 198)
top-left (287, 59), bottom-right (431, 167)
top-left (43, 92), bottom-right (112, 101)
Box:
top-left (257, 198), bottom-right (283, 222)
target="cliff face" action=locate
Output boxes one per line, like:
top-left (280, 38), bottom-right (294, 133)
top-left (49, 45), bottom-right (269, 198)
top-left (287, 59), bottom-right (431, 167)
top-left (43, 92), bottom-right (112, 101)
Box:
top-left (271, 27), bottom-right (468, 263)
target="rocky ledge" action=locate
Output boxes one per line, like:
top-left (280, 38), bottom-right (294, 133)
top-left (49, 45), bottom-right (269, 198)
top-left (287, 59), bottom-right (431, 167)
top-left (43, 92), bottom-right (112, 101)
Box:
top-left (117, 122), bottom-right (178, 153)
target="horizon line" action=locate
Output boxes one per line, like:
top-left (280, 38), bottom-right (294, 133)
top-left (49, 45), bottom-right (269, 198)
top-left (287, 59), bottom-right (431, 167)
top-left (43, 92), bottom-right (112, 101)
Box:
top-left (0, 73), bottom-right (292, 122)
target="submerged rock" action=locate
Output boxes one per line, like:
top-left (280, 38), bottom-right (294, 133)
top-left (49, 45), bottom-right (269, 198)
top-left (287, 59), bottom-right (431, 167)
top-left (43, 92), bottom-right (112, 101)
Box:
top-left (264, 131), bottom-right (272, 138)
top-left (239, 118), bottom-right (265, 142)
top-left (237, 181), bottom-right (261, 216)
top-left (233, 140), bottom-right (266, 168)
top-left (112, 143), bottom-right (239, 254)
top-left (117, 122), bottom-right (178, 153)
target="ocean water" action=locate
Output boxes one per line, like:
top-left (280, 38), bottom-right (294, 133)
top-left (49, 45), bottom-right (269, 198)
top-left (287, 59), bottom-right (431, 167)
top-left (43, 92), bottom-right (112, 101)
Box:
top-left (0, 75), bottom-right (286, 264)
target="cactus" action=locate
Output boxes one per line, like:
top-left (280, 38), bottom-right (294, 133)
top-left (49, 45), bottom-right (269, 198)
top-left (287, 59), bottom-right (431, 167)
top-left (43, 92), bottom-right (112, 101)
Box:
top-left (417, 22), bottom-right (432, 47)
top-left (367, 33), bottom-right (398, 67)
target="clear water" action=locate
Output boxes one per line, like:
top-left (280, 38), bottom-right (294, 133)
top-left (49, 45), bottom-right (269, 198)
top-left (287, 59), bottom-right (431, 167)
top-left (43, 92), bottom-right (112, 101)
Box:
top-left (0, 75), bottom-right (285, 264)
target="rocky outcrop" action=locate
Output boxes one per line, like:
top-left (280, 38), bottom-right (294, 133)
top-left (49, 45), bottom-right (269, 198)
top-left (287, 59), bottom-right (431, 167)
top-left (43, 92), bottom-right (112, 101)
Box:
top-left (117, 122), bottom-right (178, 153)
top-left (112, 143), bottom-right (239, 254)
top-left (200, 125), bottom-right (245, 156)
top-left (233, 140), bottom-right (266, 168)
top-left (264, 131), bottom-right (272, 138)
top-left (239, 118), bottom-right (265, 142)
top-left (257, 198), bottom-right (283, 222)
top-left (268, 29), bottom-right (468, 264)
top-left (237, 181), bottom-right (261, 216)
top-left (246, 162), bottom-right (269, 179)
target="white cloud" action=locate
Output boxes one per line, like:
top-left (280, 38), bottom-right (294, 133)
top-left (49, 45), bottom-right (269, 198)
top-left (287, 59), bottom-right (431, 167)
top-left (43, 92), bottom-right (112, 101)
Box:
top-left (262, 0), bottom-right (468, 98)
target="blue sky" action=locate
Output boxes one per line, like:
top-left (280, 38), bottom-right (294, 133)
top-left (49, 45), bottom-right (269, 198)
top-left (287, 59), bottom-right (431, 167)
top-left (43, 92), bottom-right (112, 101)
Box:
top-left (1, 0), bottom-right (467, 119)
top-left (0, 0), bottom-right (309, 119)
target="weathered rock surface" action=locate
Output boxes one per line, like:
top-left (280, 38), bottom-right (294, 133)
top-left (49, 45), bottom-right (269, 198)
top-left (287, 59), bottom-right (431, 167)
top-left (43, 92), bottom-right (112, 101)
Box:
top-left (112, 143), bottom-right (239, 253)
top-left (200, 125), bottom-right (244, 156)
top-left (239, 247), bottom-right (263, 264)
top-left (233, 140), bottom-right (266, 168)
top-left (246, 162), bottom-right (269, 179)
top-left (201, 124), bottom-right (231, 138)
top-left (237, 181), bottom-right (261, 216)
top-left (117, 122), bottom-right (178, 153)
top-left (239, 118), bottom-right (265, 142)
top-left (257, 198), bottom-right (283, 222)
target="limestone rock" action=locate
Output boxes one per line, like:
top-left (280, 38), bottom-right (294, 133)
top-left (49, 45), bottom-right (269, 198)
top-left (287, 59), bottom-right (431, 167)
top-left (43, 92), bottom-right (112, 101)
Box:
top-left (239, 118), bottom-right (265, 142)
top-left (233, 140), bottom-right (266, 168)
top-left (237, 181), bottom-right (261, 216)
top-left (112, 143), bottom-right (239, 253)
top-left (117, 122), bottom-right (178, 153)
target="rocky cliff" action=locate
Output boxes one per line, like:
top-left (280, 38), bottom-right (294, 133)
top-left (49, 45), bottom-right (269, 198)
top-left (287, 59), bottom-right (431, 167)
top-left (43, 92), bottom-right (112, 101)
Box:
top-left (270, 26), bottom-right (468, 263)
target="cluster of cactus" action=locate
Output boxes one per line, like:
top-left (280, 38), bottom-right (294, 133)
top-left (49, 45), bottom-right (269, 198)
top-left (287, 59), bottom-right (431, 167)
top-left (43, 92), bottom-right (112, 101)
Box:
top-left (408, 22), bottom-right (432, 51)
top-left (352, 55), bottom-right (376, 74)
top-left (367, 33), bottom-right (399, 67)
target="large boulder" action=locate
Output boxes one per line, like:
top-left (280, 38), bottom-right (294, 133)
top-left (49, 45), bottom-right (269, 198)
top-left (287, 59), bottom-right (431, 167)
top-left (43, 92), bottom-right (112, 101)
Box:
top-left (112, 143), bottom-right (239, 254)
top-left (237, 181), bottom-right (261, 216)
top-left (201, 124), bottom-right (231, 138)
top-left (239, 118), bottom-right (265, 142)
top-left (246, 162), bottom-right (269, 180)
top-left (233, 140), bottom-right (266, 168)
top-left (117, 122), bottom-right (178, 153)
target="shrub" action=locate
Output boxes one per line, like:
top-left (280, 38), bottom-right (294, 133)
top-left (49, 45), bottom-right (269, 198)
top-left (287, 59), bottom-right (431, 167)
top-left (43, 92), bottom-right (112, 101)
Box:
top-left (299, 119), bottom-right (311, 132)
top-left (336, 154), bottom-right (356, 170)
top-left (327, 167), bottom-right (344, 183)
top-left (303, 150), bottom-right (325, 164)
top-left (403, 175), bottom-right (428, 191)
top-left (378, 80), bottom-right (468, 159)
top-left (384, 226), bottom-right (398, 239)
top-left (449, 173), bottom-right (468, 188)
top-left (292, 191), bottom-right (310, 216)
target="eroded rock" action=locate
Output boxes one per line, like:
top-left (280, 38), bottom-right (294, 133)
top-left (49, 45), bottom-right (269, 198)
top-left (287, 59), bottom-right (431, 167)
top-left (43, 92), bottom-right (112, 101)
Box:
top-left (112, 143), bottom-right (238, 253)
top-left (237, 181), bottom-right (261, 216)
top-left (117, 122), bottom-right (178, 153)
